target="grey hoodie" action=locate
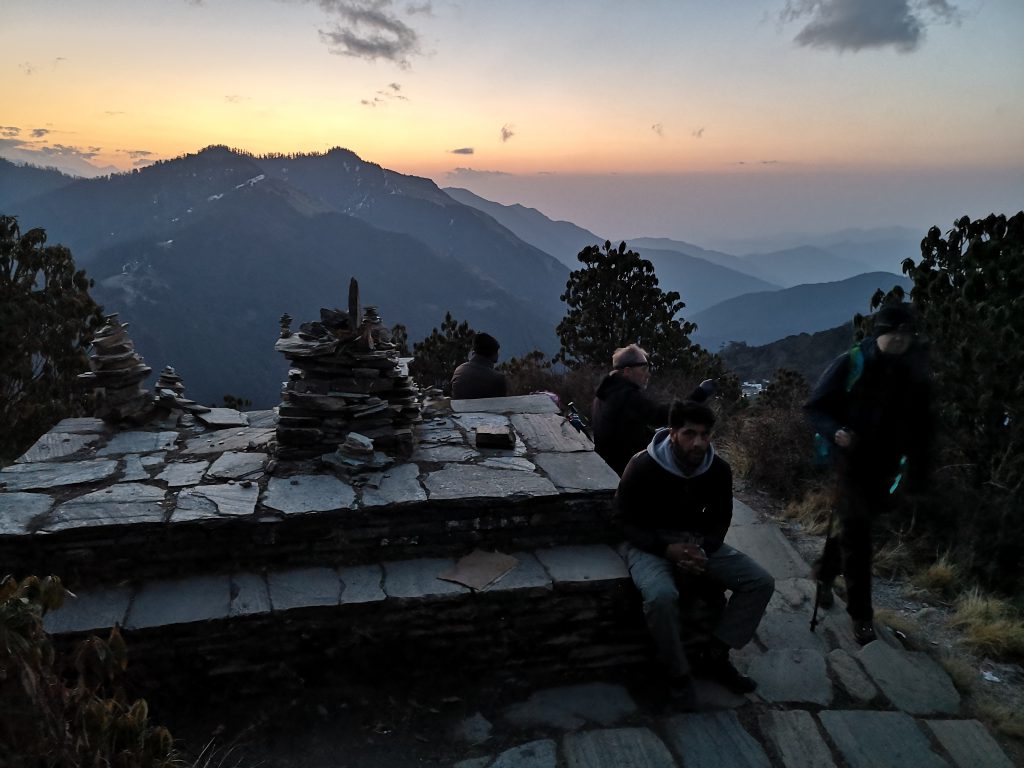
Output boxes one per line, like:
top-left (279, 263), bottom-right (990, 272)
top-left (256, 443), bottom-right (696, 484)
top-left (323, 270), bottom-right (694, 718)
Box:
top-left (646, 427), bottom-right (716, 479)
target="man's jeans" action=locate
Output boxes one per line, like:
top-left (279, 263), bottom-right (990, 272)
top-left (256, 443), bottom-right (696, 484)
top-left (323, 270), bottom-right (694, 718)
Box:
top-left (619, 542), bottom-right (774, 679)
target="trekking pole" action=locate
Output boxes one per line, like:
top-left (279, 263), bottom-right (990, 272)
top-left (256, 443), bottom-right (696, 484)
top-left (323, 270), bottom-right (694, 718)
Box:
top-left (809, 502), bottom-right (837, 633)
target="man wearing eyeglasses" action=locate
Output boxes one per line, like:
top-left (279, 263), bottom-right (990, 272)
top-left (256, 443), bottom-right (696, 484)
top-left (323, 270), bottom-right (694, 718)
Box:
top-left (592, 344), bottom-right (714, 476)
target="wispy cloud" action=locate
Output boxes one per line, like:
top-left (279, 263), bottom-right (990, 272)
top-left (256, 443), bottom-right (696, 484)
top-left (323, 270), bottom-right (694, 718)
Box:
top-left (449, 147), bottom-right (474, 155)
top-left (405, 1), bottom-right (432, 15)
top-left (692, 127), bottom-right (705, 139)
top-left (315, 0), bottom-right (421, 67)
top-left (780, 0), bottom-right (959, 53)
top-left (224, 94), bottom-right (248, 103)
top-left (18, 57), bottom-right (67, 76)
top-left (19, 62), bottom-right (37, 76)
top-left (104, 110), bottom-right (125, 117)
top-left (31, 128), bottom-right (50, 138)
top-left (651, 123), bottom-right (664, 137)
top-left (0, 126), bottom-right (20, 138)
top-left (500, 124), bottom-right (515, 143)
top-left (446, 167), bottom-right (511, 180)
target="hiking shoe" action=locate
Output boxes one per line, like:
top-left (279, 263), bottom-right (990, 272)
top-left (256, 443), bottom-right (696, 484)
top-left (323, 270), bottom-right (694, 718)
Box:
top-left (853, 619), bottom-right (877, 645)
top-left (668, 675), bottom-right (702, 711)
top-left (699, 649), bottom-right (757, 694)
top-left (816, 579), bottom-right (835, 609)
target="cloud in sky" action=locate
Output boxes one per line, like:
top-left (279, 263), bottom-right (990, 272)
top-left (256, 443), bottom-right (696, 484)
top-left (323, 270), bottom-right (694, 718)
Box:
top-left (31, 128), bottom-right (50, 138)
top-left (449, 147), bottom-right (474, 155)
top-left (19, 62), bottom-right (37, 76)
top-left (692, 127), bottom-right (705, 139)
top-left (1, 126), bottom-right (19, 138)
top-left (315, 0), bottom-right (421, 67)
top-left (651, 123), bottom-right (663, 137)
top-left (500, 124), bottom-right (515, 143)
top-left (781, 0), bottom-right (959, 53)
top-left (446, 167), bottom-right (511, 181)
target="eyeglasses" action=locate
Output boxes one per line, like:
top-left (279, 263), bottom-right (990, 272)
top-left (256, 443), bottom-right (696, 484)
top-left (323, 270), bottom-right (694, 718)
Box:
top-left (617, 361), bottom-right (650, 370)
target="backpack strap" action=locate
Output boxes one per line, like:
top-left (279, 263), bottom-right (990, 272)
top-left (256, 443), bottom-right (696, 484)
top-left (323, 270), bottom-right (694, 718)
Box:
top-left (845, 344), bottom-right (864, 392)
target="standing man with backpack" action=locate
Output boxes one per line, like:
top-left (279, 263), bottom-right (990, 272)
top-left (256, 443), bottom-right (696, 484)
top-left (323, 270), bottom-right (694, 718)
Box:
top-left (805, 302), bottom-right (932, 643)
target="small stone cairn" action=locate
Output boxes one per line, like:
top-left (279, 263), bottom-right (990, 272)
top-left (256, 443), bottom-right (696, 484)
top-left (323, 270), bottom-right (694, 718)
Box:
top-left (274, 280), bottom-right (420, 460)
top-left (153, 366), bottom-right (210, 416)
top-left (78, 313), bottom-right (153, 423)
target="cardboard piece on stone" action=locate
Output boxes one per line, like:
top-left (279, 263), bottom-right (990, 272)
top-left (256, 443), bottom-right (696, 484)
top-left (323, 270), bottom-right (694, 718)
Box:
top-left (439, 549), bottom-right (520, 591)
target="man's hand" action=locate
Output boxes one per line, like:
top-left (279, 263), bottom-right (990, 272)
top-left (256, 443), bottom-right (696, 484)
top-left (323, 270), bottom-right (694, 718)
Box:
top-left (665, 542), bottom-right (707, 575)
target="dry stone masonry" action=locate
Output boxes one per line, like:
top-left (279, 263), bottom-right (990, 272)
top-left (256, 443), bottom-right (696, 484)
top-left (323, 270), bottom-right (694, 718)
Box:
top-left (77, 313), bottom-right (153, 423)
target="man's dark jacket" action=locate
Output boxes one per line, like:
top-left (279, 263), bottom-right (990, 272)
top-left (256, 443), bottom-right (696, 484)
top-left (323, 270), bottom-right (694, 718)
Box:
top-left (615, 433), bottom-right (733, 556)
top-left (591, 374), bottom-right (669, 476)
top-left (450, 354), bottom-right (508, 400)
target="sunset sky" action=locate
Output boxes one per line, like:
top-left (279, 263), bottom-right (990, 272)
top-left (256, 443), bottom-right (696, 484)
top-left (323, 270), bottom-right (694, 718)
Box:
top-left (3, 0), bottom-right (1022, 245)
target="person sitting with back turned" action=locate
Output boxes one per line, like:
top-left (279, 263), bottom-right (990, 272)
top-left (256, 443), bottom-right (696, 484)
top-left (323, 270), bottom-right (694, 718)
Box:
top-left (616, 400), bottom-right (774, 708)
top-left (450, 332), bottom-right (508, 400)
top-left (592, 344), bottom-right (716, 476)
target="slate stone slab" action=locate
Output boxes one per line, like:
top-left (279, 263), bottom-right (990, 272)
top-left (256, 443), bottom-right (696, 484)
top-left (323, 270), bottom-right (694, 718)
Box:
top-left (157, 461), bottom-right (210, 487)
top-left (383, 558), bottom-right (471, 598)
top-left (0, 492), bottom-right (54, 535)
top-left (924, 719), bottom-right (1015, 768)
top-left (756, 605), bottom-right (828, 652)
top-left (52, 417), bottom-right (107, 434)
top-left (230, 573), bottom-right (272, 617)
top-left (197, 408), bottom-right (249, 428)
top-left (479, 457), bottom-right (536, 472)
top-left (534, 545), bottom-right (629, 585)
top-left (532, 452), bottom-right (619, 492)
top-left (339, 564), bottom-right (386, 604)
top-left (731, 498), bottom-right (759, 526)
top-left (564, 728), bottom-right (676, 768)
top-left (16, 432), bottom-right (100, 463)
top-left (0, 459), bottom-right (118, 491)
top-left (490, 739), bottom-right (557, 768)
top-left (451, 394), bottom-right (560, 415)
top-left (724, 522), bottom-right (808, 579)
top-left (417, 424), bottom-right (466, 445)
top-left (126, 574), bottom-right (232, 629)
top-left (501, 683), bottom-right (637, 730)
top-left (453, 712), bottom-right (493, 746)
top-left (262, 475), bottom-right (356, 514)
top-left (819, 711), bottom-right (950, 768)
top-left (748, 649), bottom-right (832, 705)
top-left (242, 409), bottom-right (278, 429)
top-left (121, 454), bottom-right (150, 481)
top-left (43, 586), bottom-right (133, 635)
top-left (510, 413), bottom-right (592, 453)
top-left (424, 465), bottom-right (558, 501)
top-left (268, 567), bottom-right (341, 611)
top-left (206, 451), bottom-right (266, 479)
top-left (360, 463), bottom-right (426, 507)
top-left (98, 431), bottom-right (179, 456)
top-left (858, 640), bottom-right (961, 714)
top-left (485, 552), bottom-right (552, 592)
top-left (452, 413), bottom-right (513, 432)
top-left (173, 483), bottom-right (259, 520)
top-left (827, 649), bottom-right (878, 703)
top-left (759, 710), bottom-right (836, 768)
top-left (47, 483), bottom-right (167, 530)
top-left (411, 444), bottom-right (481, 463)
top-left (664, 712), bottom-right (771, 768)
top-left (180, 427), bottom-right (275, 456)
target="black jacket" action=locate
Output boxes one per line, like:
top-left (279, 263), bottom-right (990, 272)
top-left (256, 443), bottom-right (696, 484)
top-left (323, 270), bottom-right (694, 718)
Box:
top-left (450, 355), bottom-right (508, 400)
top-left (591, 374), bottom-right (669, 476)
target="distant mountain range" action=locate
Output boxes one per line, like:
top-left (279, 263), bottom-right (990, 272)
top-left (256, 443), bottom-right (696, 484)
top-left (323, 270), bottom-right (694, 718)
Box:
top-left (719, 324), bottom-right (856, 385)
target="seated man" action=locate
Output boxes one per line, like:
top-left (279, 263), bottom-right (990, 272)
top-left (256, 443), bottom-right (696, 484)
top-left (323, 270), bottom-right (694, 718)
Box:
top-left (616, 400), bottom-right (774, 707)
top-left (592, 344), bottom-right (715, 476)
top-left (450, 332), bottom-right (508, 400)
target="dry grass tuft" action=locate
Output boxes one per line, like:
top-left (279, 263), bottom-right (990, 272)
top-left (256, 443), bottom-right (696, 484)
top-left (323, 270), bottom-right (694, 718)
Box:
top-left (938, 654), bottom-right (977, 693)
top-left (874, 608), bottom-right (922, 644)
top-left (783, 488), bottom-right (832, 534)
top-left (911, 552), bottom-right (960, 596)
top-left (950, 588), bottom-right (1024, 659)
top-left (974, 693), bottom-right (1024, 739)
top-left (873, 540), bottom-right (912, 578)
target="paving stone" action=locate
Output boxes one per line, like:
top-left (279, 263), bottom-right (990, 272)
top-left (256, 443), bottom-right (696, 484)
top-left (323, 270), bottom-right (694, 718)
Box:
top-left (140, 454), bottom-right (165, 468)
top-left (47, 483), bottom-right (167, 530)
top-left (452, 413), bottom-right (513, 432)
top-left (98, 430), bottom-right (179, 456)
top-left (485, 552), bottom-right (552, 592)
top-left (490, 739), bottom-right (557, 768)
top-left (268, 567), bottom-right (341, 610)
top-left (731, 498), bottom-right (759, 526)
top-left (502, 682), bottom-right (637, 730)
top-left (924, 719), bottom-right (1015, 768)
top-left (412, 444), bottom-right (482, 463)
top-left (664, 712), bottom-right (771, 768)
top-left (197, 408), bottom-right (249, 428)
top-left (451, 394), bottom-right (560, 415)
top-left (478, 457), bottom-right (536, 472)
top-left (0, 458), bottom-right (118, 491)
top-left (206, 451), bottom-right (267, 479)
top-left (510, 413), bottom-right (592, 453)
top-left (126, 574), bottom-right (232, 629)
top-left (424, 465), bottom-right (558, 501)
top-left (756, 604), bottom-right (829, 652)
top-left (532, 452), bottom-right (619, 492)
top-left (724, 522), bottom-right (808, 579)
top-left (180, 427), bottom-right (275, 456)
top-left (827, 648), bottom-right (879, 703)
top-left (383, 558), bottom-right (471, 598)
top-left (748, 648), bottom-right (832, 705)
top-left (230, 573), bottom-right (272, 617)
top-left (52, 417), bottom-right (107, 433)
top-left (15, 432), bottom-right (100, 463)
top-left (360, 463), bottom-right (426, 507)
top-left (157, 460), bottom-right (210, 487)
top-left (858, 640), bottom-right (961, 714)
top-left (454, 758), bottom-right (492, 768)
top-left (262, 475), bottom-right (356, 514)
top-left (0, 492), bottom-right (54, 534)
top-left (339, 564), bottom-right (386, 604)
top-left (564, 727), bottom-right (675, 768)
top-left (121, 454), bottom-right (150, 481)
top-left (43, 585), bottom-right (133, 635)
top-left (534, 545), bottom-right (629, 585)
top-left (417, 424), bottom-right (466, 445)
top-left (173, 483), bottom-right (259, 520)
top-left (758, 710), bottom-right (836, 768)
top-left (819, 711), bottom-right (950, 768)
top-left (243, 409), bottom-right (278, 429)
top-left (453, 712), bottom-right (493, 746)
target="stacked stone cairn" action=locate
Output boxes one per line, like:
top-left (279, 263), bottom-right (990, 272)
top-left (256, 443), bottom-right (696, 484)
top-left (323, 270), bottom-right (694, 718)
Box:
top-left (274, 280), bottom-right (421, 461)
top-left (153, 366), bottom-right (210, 416)
top-left (77, 313), bottom-right (153, 423)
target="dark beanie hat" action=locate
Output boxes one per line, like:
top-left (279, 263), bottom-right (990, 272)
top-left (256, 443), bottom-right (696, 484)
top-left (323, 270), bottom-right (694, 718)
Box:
top-left (473, 332), bottom-right (500, 357)
top-left (873, 303), bottom-right (915, 334)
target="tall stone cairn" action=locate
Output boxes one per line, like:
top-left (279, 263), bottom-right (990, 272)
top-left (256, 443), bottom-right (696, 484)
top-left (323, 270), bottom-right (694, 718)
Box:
top-left (77, 313), bottom-right (153, 423)
top-left (274, 281), bottom-right (420, 460)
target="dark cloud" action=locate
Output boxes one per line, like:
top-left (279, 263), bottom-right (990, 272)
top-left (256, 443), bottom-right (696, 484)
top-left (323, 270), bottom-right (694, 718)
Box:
top-left (0, 138), bottom-right (25, 150)
top-left (120, 150), bottom-right (154, 159)
top-left (316, 0), bottom-right (420, 67)
top-left (692, 127), bottom-right (705, 139)
top-left (449, 147), bottom-right (474, 155)
top-left (0, 126), bottom-right (20, 138)
top-left (405, 2), bottom-right (432, 15)
top-left (31, 128), bottom-right (50, 138)
top-left (781, 0), bottom-right (959, 53)
top-left (446, 167), bottom-right (511, 180)
top-left (500, 124), bottom-right (515, 143)
top-left (41, 144), bottom-right (100, 160)
top-left (651, 123), bottom-right (664, 137)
